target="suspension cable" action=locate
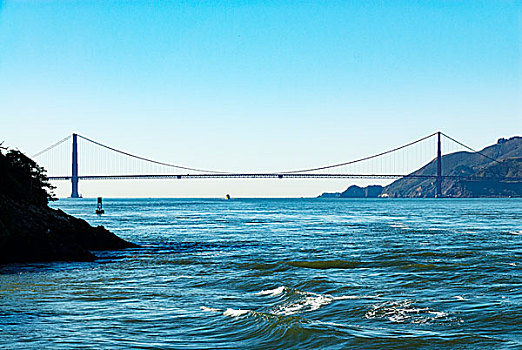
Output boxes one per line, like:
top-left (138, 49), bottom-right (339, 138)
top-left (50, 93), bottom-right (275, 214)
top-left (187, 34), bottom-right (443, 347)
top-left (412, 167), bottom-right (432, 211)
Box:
top-left (441, 132), bottom-right (501, 164)
top-left (77, 134), bottom-right (231, 173)
top-left (34, 131), bottom-right (504, 176)
top-left (280, 132), bottom-right (438, 174)
top-left (32, 135), bottom-right (72, 158)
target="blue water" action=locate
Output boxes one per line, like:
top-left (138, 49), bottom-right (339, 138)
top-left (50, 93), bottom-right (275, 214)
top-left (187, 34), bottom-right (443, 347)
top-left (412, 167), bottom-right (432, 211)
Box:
top-left (1, 198), bottom-right (521, 349)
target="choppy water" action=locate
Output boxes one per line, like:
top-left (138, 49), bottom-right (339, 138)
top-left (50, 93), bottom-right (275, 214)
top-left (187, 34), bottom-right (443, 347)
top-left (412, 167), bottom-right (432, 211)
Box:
top-left (1, 198), bottom-right (521, 349)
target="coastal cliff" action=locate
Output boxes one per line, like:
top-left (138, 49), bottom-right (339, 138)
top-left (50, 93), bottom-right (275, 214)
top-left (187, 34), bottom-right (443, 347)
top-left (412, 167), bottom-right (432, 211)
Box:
top-left (0, 147), bottom-right (137, 264)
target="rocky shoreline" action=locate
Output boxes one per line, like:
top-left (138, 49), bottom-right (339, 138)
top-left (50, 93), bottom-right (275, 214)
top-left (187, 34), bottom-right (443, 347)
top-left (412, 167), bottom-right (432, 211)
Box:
top-left (0, 147), bottom-right (137, 264)
top-left (0, 196), bottom-right (138, 264)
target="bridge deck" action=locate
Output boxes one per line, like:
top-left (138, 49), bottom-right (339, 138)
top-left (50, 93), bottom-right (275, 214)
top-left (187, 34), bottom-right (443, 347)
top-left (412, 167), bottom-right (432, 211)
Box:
top-left (47, 174), bottom-right (521, 181)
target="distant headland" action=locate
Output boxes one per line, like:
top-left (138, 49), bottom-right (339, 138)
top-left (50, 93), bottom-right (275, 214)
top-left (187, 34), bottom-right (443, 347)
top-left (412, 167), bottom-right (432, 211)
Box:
top-left (318, 136), bottom-right (522, 198)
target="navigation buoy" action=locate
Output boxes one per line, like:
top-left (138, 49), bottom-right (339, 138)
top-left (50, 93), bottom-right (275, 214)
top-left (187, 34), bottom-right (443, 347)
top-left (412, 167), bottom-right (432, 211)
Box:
top-left (95, 197), bottom-right (105, 214)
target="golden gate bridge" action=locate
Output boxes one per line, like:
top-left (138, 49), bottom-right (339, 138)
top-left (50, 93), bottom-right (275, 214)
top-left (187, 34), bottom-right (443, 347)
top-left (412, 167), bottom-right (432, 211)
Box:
top-left (32, 132), bottom-right (517, 198)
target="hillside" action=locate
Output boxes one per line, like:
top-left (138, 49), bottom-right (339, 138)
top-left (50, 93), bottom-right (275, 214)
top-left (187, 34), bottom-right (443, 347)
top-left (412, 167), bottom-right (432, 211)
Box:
top-left (382, 136), bottom-right (522, 198)
top-left (0, 147), bottom-right (137, 263)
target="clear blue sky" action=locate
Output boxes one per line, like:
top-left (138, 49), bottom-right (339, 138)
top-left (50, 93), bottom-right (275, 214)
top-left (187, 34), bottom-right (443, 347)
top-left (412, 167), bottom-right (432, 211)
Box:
top-left (1, 0), bottom-right (521, 197)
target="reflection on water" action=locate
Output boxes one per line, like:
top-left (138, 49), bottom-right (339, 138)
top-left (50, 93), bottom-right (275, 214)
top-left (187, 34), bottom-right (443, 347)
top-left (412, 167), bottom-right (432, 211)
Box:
top-left (1, 198), bottom-right (521, 349)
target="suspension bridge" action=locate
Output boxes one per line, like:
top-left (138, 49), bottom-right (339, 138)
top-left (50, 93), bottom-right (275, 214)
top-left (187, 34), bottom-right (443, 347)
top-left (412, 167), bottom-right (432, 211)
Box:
top-left (32, 132), bottom-right (516, 198)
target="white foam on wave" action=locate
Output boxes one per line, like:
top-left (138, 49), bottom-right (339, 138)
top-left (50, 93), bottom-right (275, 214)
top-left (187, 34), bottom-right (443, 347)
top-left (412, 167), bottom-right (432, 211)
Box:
top-left (453, 295), bottom-right (466, 301)
top-left (223, 308), bottom-right (250, 317)
top-left (390, 223), bottom-right (409, 229)
top-left (509, 230), bottom-right (522, 235)
top-left (275, 293), bottom-right (332, 315)
top-left (255, 286), bottom-right (285, 296)
top-left (209, 288), bottom-right (379, 319)
top-left (272, 291), bottom-right (376, 316)
top-left (201, 306), bottom-right (251, 317)
top-left (332, 295), bottom-right (380, 300)
top-left (200, 306), bottom-right (221, 313)
top-left (365, 300), bottom-right (448, 324)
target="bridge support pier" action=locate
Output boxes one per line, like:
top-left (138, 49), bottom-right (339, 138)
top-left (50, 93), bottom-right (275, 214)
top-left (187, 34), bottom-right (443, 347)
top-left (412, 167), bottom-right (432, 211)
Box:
top-left (71, 133), bottom-right (79, 198)
top-left (436, 131), bottom-right (442, 198)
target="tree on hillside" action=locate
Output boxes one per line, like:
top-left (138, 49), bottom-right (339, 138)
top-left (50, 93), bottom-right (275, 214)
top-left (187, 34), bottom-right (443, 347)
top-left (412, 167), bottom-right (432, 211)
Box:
top-left (0, 147), bottom-right (56, 205)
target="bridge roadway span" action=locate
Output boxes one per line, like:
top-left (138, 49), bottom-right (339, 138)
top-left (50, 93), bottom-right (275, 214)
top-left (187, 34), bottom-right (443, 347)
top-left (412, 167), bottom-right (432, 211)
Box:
top-left (47, 174), bottom-right (512, 181)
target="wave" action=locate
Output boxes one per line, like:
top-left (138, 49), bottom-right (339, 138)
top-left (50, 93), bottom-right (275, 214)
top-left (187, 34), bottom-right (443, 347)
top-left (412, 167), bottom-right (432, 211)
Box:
top-left (200, 306), bottom-right (251, 318)
top-left (271, 292), bottom-right (333, 316)
top-left (223, 308), bottom-right (250, 317)
top-left (255, 286), bottom-right (379, 316)
top-left (286, 260), bottom-right (360, 270)
top-left (389, 223), bottom-right (410, 229)
top-left (256, 286), bottom-right (285, 296)
top-left (201, 286), bottom-right (379, 320)
top-left (245, 256), bottom-right (477, 272)
top-left (241, 262), bottom-right (291, 272)
top-left (200, 306), bottom-right (221, 313)
top-left (242, 260), bottom-right (361, 271)
top-left (365, 299), bottom-right (448, 324)
top-left (272, 292), bottom-right (379, 316)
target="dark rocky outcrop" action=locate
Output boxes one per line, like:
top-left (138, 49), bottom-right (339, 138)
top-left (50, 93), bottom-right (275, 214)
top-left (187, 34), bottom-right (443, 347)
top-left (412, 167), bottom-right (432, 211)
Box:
top-left (317, 192), bottom-right (341, 198)
top-left (0, 147), bottom-right (137, 264)
top-left (318, 185), bottom-right (383, 198)
top-left (341, 185), bottom-right (383, 198)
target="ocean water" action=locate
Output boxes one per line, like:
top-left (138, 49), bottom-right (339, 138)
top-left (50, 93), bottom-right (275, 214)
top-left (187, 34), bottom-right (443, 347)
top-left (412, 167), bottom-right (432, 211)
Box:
top-left (1, 198), bottom-right (521, 349)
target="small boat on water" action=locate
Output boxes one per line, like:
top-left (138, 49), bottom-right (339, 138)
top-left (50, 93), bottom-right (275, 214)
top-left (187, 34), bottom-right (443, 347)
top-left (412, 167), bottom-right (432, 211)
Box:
top-left (225, 194), bottom-right (231, 200)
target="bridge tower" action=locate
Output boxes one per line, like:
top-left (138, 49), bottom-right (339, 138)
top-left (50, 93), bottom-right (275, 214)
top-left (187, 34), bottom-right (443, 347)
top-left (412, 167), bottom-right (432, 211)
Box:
top-left (71, 133), bottom-right (79, 198)
top-left (436, 131), bottom-right (442, 197)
